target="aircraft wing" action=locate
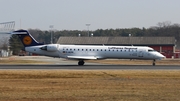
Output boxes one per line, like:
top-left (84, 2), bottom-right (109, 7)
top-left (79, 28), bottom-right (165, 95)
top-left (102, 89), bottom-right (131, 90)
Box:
top-left (67, 56), bottom-right (99, 60)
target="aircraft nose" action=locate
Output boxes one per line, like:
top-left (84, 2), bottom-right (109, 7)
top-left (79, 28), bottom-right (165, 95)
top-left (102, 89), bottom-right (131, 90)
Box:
top-left (157, 53), bottom-right (166, 59)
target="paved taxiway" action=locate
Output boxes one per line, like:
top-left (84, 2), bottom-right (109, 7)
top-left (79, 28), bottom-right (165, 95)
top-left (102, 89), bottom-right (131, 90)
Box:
top-left (1, 56), bottom-right (180, 70)
top-left (0, 65), bottom-right (180, 70)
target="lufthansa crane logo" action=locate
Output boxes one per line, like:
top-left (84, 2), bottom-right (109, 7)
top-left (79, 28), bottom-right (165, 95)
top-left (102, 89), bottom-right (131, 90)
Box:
top-left (23, 36), bottom-right (32, 45)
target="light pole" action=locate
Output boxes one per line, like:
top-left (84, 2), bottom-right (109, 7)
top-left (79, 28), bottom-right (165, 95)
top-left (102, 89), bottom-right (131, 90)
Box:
top-left (86, 24), bottom-right (90, 37)
top-left (49, 25), bottom-right (53, 44)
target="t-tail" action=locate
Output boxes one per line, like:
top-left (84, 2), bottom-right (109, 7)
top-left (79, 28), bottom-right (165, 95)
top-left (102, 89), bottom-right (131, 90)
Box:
top-left (12, 30), bottom-right (44, 47)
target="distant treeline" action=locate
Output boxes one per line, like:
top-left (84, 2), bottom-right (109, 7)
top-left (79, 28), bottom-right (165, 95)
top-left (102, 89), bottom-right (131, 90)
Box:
top-left (9, 21), bottom-right (180, 55)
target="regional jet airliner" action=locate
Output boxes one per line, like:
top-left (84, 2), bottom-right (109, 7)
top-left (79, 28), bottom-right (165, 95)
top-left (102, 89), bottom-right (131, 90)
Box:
top-left (12, 30), bottom-right (165, 66)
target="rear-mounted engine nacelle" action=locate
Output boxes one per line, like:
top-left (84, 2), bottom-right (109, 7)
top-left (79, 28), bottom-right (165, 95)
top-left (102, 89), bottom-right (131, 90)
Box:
top-left (40, 44), bottom-right (58, 52)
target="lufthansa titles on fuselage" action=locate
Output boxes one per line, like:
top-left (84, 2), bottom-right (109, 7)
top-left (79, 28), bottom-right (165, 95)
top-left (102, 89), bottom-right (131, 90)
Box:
top-left (108, 47), bottom-right (137, 50)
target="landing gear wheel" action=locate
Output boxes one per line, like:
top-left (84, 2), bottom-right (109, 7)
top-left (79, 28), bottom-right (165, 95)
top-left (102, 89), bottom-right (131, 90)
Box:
top-left (78, 60), bottom-right (84, 66)
top-left (152, 59), bottom-right (156, 66)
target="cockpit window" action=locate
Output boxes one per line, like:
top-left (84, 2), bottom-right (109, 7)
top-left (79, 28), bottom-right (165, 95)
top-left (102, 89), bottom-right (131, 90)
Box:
top-left (148, 50), bottom-right (156, 52)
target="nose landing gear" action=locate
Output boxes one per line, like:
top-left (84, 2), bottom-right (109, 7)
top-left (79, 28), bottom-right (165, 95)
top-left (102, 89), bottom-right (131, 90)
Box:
top-left (152, 59), bottom-right (156, 66)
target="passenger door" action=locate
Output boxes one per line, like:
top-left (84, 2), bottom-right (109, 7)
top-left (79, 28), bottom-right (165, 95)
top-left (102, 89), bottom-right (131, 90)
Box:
top-left (138, 50), bottom-right (143, 57)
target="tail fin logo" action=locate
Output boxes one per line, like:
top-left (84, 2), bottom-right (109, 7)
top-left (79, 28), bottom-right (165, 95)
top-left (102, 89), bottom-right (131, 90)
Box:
top-left (23, 35), bottom-right (32, 45)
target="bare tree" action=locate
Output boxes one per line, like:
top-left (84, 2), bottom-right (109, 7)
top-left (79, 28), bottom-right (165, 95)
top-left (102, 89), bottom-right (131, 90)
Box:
top-left (157, 21), bottom-right (172, 28)
top-left (0, 37), bottom-right (9, 50)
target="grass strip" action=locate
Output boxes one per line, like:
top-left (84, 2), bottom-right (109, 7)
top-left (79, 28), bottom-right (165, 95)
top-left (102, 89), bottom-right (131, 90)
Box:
top-left (0, 70), bottom-right (180, 101)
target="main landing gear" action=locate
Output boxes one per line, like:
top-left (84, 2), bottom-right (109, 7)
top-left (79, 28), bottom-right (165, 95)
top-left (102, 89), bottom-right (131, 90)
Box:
top-left (152, 59), bottom-right (156, 66)
top-left (78, 60), bottom-right (85, 66)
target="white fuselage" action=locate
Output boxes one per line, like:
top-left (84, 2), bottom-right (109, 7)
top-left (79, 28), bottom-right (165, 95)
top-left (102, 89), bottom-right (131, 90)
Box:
top-left (25, 44), bottom-right (165, 60)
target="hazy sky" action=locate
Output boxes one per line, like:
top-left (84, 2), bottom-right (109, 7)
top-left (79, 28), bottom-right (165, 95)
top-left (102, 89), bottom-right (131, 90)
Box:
top-left (0, 0), bottom-right (180, 31)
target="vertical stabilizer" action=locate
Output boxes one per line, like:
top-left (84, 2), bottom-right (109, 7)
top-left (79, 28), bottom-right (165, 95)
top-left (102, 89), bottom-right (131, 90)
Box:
top-left (12, 30), bottom-right (43, 47)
